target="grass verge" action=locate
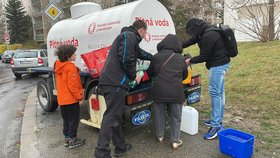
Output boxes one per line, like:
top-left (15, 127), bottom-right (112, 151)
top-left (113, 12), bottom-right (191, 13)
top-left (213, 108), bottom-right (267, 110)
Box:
top-left (185, 40), bottom-right (280, 157)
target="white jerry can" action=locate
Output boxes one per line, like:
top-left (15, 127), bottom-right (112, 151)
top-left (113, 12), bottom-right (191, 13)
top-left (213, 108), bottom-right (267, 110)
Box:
top-left (80, 94), bottom-right (106, 129)
top-left (180, 106), bottom-right (199, 135)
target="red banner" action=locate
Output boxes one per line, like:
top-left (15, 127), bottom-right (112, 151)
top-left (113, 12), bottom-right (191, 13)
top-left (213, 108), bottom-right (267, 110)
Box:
top-left (81, 46), bottom-right (111, 78)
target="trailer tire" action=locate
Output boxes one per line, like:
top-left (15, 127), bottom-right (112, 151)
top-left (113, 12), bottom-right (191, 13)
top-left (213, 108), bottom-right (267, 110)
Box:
top-left (37, 78), bottom-right (58, 112)
top-left (14, 73), bottom-right (22, 79)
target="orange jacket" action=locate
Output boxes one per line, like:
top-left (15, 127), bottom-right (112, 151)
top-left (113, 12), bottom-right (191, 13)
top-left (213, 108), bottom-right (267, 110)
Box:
top-left (54, 60), bottom-right (83, 106)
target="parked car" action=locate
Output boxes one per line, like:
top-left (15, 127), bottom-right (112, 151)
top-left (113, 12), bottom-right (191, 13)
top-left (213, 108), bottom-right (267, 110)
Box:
top-left (11, 49), bottom-right (48, 78)
top-left (1, 50), bottom-right (16, 63)
top-left (1, 54), bottom-right (4, 62)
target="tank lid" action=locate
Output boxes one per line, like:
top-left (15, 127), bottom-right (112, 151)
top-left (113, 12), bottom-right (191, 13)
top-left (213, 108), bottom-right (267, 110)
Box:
top-left (70, 2), bottom-right (102, 19)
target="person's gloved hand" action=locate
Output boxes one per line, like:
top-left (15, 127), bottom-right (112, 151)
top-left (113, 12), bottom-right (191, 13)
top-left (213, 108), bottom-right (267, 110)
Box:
top-left (129, 81), bottom-right (137, 89)
top-left (129, 71), bottom-right (144, 89)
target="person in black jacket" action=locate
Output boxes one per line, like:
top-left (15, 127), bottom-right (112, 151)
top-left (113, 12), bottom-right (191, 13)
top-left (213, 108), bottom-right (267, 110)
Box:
top-left (93, 20), bottom-right (152, 158)
top-left (146, 34), bottom-right (188, 150)
top-left (183, 18), bottom-right (230, 140)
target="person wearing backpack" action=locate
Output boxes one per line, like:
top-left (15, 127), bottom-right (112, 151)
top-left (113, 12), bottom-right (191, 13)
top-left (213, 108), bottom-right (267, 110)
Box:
top-left (183, 18), bottom-right (230, 140)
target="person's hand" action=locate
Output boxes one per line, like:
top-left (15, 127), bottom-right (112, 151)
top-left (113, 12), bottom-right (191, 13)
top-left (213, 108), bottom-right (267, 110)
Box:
top-left (79, 100), bottom-right (83, 106)
top-left (185, 58), bottom-right (191, 65)
top-left (135, 75), bottom-right (141, 84)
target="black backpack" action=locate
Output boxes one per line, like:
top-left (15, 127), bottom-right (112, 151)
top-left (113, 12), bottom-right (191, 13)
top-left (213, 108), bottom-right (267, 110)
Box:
top-left (207, 25), bottom-right (238, 57)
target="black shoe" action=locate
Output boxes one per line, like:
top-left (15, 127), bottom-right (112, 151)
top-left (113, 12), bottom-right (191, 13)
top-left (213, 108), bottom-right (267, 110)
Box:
top-left (114, 144), bottom-right (132, 157)
top-left (68, 137), bottom-right (86, 149)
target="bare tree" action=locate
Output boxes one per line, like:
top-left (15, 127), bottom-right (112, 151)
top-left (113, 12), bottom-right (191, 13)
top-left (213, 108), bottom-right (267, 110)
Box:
top-left (199, 0), bottom-right (224, 24)
top-left (268, 0), bottom-right (275, 40)
top-left (225, 0), bottom-right (280, 42)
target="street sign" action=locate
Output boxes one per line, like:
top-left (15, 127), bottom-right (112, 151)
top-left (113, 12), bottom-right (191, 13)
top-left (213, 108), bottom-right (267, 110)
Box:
top-left (3, 31), bottom-right (10, 43)
top-left (3, 31), bottom-right (9, 39)
top-left (5, 37), bottom-right (10, 42)
top-left (43, 2), bottom-right (63, 21)
top-left (5, 41), bottom-right (10, 45)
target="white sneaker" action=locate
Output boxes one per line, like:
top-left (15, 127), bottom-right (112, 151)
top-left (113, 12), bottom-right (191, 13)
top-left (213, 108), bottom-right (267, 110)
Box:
top-left (172, 140), bottom-right (183, 150)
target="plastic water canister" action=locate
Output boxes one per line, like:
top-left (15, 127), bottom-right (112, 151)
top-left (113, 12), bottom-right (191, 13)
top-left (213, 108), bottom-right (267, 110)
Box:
top-left (180, 106), bottom-right (199, 135)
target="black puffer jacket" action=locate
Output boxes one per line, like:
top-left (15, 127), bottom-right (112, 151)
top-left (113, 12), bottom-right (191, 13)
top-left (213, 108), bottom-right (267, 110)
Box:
top-left (182, 18), bottom-right (230, 69)
top-left (99, 26), bottom-right (152, 89)
top-left (146, 34), bottom-right (188, 103)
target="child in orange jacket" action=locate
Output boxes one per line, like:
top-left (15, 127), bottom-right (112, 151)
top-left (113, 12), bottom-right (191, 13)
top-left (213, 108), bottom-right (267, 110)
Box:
top-left (54, 44), bottom-right (85, 149)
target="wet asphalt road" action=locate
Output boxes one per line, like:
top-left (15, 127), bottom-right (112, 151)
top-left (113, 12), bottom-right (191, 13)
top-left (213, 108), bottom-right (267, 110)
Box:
top-left (36, 100), bottom-right (230, 158)
top-left (0, 61), bottom-right (37, 158)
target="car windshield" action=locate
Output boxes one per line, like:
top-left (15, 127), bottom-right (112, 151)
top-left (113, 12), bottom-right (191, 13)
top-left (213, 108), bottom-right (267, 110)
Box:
top-left (14, 51), bottom-right (38, 59)
top-left (7, 51), bottom-right (14, 55)
top-left (4, 51), bottom-right (14, 56)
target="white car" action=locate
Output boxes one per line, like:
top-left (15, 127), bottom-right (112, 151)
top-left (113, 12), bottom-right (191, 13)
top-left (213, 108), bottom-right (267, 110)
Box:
top-left (2, 50), bottom-right (16, 63)
top-left (11, 49), bottom-right (48, 79)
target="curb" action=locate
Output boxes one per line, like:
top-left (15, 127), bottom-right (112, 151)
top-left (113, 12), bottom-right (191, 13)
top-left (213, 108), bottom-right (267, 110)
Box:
top-left (20, 88), bottom-right (40, 158)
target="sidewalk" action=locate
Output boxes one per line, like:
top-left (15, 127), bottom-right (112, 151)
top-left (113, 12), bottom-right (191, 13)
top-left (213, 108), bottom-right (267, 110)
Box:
top-left (20, 88), bottom-right (40, 158)
top-left (20, 88), bottom-right (232, 158)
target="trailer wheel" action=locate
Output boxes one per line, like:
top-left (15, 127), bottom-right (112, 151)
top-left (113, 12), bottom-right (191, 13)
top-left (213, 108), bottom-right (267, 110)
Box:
top-left (37, 79), bottom-right (58, 112)
top-left (14, 73), bottom-right (22, 79)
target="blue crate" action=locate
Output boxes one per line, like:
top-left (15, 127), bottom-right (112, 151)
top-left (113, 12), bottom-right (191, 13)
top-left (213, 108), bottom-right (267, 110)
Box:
top-left (218, 128), bottom-right (255, 158)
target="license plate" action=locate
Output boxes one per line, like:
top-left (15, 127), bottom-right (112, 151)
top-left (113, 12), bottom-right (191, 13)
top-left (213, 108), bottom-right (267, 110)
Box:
top-left (20, 61), bottom-right (32, 64)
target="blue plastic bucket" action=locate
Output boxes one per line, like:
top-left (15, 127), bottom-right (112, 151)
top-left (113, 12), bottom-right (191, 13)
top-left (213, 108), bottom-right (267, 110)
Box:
top-left (218, 128), bottom-right (255, 158)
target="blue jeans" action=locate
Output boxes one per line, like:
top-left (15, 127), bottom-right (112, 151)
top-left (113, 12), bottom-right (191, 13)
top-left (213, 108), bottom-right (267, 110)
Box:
top-left (209, 63), bottom-right (229, 128)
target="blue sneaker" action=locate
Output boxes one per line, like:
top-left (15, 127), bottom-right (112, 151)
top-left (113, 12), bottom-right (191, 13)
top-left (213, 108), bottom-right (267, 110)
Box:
top-left (204, 119), bottom-right (211, 127)
top-left (204, 126), bottom-right (223, 140)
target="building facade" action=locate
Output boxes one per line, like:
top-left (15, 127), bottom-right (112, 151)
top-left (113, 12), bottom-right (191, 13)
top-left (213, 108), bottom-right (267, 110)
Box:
top-left (0, 1), bottom-right (4, 43)
top-left (224, 0), bottom-right (280, 41)
top-left (21, 0), bottom-right (31, 14)
top-left (30, 0), bottom-right (58, 44)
